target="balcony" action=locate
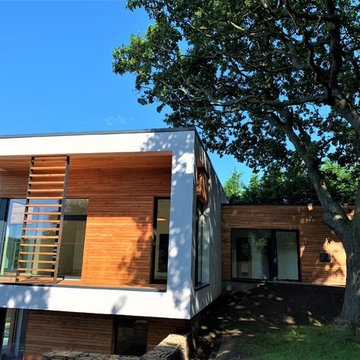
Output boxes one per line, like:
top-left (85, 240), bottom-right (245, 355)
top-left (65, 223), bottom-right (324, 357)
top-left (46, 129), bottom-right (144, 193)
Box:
top-left (0, 152), bottom-right (171, 291)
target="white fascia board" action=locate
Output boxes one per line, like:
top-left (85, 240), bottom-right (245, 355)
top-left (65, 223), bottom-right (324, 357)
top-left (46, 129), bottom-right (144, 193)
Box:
top-left (0, 284), bottom-right (190, 319)
top-left (0, 130), bottom-right (194, 156)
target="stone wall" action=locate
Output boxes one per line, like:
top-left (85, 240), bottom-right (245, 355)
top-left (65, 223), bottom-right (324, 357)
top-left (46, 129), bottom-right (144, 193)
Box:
top-left (42, 334), bottom-right (189, 360)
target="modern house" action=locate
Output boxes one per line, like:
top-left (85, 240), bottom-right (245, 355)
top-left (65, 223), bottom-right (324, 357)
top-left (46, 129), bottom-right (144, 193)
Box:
top-left (0, 128), bottom-right (347, 359)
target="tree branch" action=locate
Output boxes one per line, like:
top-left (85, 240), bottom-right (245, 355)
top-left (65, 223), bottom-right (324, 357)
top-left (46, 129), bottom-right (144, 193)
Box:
top-left (267, 109), bottom-right (349, 235)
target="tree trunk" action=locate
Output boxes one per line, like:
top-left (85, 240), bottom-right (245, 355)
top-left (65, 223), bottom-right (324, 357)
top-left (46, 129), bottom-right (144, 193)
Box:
top-left (339, 232), bottom-right (360, 325)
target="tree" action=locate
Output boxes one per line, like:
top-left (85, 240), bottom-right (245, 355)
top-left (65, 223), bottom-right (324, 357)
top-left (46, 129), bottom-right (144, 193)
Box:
top-left (113, 0), bottom-right (360, 324)
top-left (223, 168), bottom-right (243, 202)
top-left (226, 160), bottom-right (357, 204)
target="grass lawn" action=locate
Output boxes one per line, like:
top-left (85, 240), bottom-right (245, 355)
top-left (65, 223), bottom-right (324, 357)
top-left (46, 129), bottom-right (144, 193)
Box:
top-left (237, 324), bottom-right (360, 359)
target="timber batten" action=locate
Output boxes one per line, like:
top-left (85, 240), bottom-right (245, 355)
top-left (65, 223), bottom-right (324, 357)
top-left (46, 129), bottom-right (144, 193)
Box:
top-left (15, 156), bottom-right (70, 283)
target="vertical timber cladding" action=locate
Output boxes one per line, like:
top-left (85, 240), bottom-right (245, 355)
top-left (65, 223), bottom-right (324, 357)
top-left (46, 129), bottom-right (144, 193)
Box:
top-left (0, 154), bottom-right (172, 287)
top-left (221, 205), bottom-right (350, 286)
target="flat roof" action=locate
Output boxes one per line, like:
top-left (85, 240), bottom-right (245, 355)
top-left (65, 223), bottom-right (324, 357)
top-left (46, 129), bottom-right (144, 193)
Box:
top-left (0, 127), bottom-right (196, 139)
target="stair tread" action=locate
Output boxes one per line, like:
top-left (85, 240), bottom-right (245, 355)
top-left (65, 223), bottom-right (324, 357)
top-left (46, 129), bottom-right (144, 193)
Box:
top-left (17, 268), bottom-right (55, 272)
top-left (23, 227), bottom-right (59, 231)
top-left (20, 244), bottom-right (58, 247)
top-left (19, 251), bottom-right (56, 256)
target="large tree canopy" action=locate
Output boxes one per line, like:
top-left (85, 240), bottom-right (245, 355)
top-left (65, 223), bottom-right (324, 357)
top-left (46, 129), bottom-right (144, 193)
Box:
top-left (224, 161), bottom-right (358, 205)
top-left (113, 0), bottom-right (360, 324)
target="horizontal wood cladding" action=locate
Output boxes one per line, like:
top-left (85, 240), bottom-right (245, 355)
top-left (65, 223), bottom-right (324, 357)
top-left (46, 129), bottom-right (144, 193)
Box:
top-left (0, 155), bottom-right (172, 287)
top-left (23, 311), bottom-right (187, 359)
top-left (23, 310), bottom-right (114, 360)
top-left (222, 205), bottom-right (350, 286)
top-left (147, 318), bottom-right (187, 351)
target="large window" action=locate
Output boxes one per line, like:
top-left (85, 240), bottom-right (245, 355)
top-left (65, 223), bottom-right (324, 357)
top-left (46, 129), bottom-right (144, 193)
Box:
top-left (58, 199), bottom-right (88, 278)
top-left (0, 200), bottom-right (25, 275)
top-left (151, 198), bottom-right (170, 283)
top-left (231, 229), bottom-right (299, 281)
top-left (0, 198), bottom-right (88, 279)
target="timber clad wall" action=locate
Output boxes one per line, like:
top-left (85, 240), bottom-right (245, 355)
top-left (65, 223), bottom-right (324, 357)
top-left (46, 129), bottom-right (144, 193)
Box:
top-left (23, 310), bottom-right (114, 360)
top-left (23, 310), bottom-right (187, 359)
top-left (146, 318), bottom-right (187, 351)
top-left (0, 155), bottom-right (172, 287)
top-left (221, 205), bottom-right (348, 286)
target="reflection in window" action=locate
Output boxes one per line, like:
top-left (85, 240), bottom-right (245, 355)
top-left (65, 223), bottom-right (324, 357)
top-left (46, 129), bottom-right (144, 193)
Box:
top-left (58, 199), bottom-right (88, 278)
top-left (195, 199), bottom-right (209, 286)
top-left (231, 229), bottom-right (271, 280)
top-left (231, 229), bottom-right (299, 281)
top-left (276, 231), bottom-right (299, 280)
top-left (0, 309), bottom-right (28, 359)
top-left (0, 198), bottom-right (88, 278)
top-left (0, 200), bottom-right (26, 275)
top-left (114, 317), bottom-right (147, 356)
top-left (152, 198), bottom-right (170, 283)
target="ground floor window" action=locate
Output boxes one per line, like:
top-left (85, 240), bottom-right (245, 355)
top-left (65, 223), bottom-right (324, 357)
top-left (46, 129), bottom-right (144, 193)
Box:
top-left (231, 229), bottom-right (299, 281)
top-left (0, 309), bottom-right (28, 359)
top-left (114, 317), bottom-right (147, 356)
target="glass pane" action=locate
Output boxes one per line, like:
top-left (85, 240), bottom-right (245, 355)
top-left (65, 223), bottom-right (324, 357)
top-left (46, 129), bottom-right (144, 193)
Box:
top-left (58, 199), bottom-right (88, 278)
top-left (196, 202), bottom-right (208, 286)
top-left (0, 309), bottom-right (28, 360)
top-left (58, 220), bottom-right (86, 277)
top-left (153, 199), bottom-right (170, 281)
top-left (114, 318), bottom-right (147, 356)
top-left (0, 200), bottom-right (25, 275)
top-left (64, 199), bottom-right (88, 215)
top-left (231, 229), bottom-right (271, 280)
top-left (276, 231), bottom-right (299, 280)
top-left (1, 309), bottom-right (12, 357)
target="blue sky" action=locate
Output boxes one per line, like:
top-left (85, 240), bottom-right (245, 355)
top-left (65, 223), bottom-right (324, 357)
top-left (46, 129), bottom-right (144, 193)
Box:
top-left (0, 0), bottom-right (252, 185)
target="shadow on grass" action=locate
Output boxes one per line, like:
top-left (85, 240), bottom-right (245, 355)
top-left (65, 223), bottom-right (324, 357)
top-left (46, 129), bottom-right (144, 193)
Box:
top-left (193, 283), bottom-right (345, 359)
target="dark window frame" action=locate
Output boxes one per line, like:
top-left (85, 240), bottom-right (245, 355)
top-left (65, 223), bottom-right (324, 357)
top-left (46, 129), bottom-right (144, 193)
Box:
top-left (230, 228), bottom-right (301, 282)
top-left (150, 197), bottom-right (170, 284)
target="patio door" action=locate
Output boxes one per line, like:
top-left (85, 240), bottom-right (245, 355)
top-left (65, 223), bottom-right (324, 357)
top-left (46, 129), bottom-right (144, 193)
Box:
top-left (231, 229), bottom-right (300, 281)
top-left (276, 231), bottom-right (299, 281)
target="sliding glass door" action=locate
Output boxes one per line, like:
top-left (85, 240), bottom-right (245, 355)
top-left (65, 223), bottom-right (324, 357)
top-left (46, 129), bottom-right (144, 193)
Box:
top-left (231, 229), bottom-right (299, 281)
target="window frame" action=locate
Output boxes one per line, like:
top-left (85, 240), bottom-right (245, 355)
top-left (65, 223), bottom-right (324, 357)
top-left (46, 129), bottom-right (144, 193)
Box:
top-left (150, 197), bottom-right (170, 284)
top-left (57, 199), bottom-right (88, 280)
top-left (113, 316), bottom-right (148, 356)
top-left (0, 199), bottom-right (26, 277)
top-left (0, 199), bottom-right (9, 276)
top-left (0, 198), bottom-right (88, 280)
top-left (195, 198), bottom-right (204, 287)
top-left (230, 228), bottom-right (301, 282)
